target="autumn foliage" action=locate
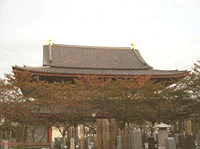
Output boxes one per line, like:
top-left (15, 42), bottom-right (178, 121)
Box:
top-left (0, 67), bottom-right (195, 143)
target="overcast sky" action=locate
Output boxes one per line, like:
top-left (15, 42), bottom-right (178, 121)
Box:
top-left (0, 0), bottom-right (200, 78)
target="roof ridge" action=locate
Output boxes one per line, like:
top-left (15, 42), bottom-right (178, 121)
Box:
top-left (44, 43), bottom-right (131, 50)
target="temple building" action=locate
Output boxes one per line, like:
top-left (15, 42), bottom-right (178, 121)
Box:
top-left (11, 43), bottom-right (189, 148)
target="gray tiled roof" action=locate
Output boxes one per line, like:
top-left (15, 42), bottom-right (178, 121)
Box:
top-left (13, 44), bottom-right (189, 77)
top-left (43, 44), bottom-right (152, 70)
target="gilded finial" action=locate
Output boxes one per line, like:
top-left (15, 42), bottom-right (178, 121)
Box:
top-left (131, 42), bottom-right (137, 50)
top-left (45, 38), bottom-right (53, 46)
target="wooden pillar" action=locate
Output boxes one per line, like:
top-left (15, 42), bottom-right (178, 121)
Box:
top-left (48, 126), bottom-right (52, 144)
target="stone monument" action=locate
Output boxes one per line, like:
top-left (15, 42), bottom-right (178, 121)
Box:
top-left (154, 123), bottom-right (170, 149)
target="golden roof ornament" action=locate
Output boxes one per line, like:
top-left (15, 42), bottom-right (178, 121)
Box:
top-left (131, 42), bottom-right (137, 50)
top-left (45, 38), bottom-right (53, 46)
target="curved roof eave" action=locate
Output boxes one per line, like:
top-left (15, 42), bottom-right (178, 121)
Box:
top-left (12, 65), bottom-right (189, 79)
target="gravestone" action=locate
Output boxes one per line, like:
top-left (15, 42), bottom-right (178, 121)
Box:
top-left (75, 126), bottom-right (79, 147)
top-left (125, 123), bottom-right (129, 135)
top-left (129, 123), bottom-right (134, 132)
top-left (165, 137), bottom-right (176, 149)
top-left (2, 140), bottom-right (8, 149)
top-left (102, 119), bottom-right (110, 149)
top-left (177, 134), bottom-right (185, 149)
top-left (158, 129), bottom-right (168, 149)
top-left (110, 119), bottom-right (117, 149)
top-left (195, 134), bottom-right (200, 149)
top-left (117, 128), bottom-right (121, 136)
top-left (87, 136), bottom-right (94, 149)
top-left (174, 133), bottom-right (179, 146)
top-left (96, 119), bottom-right (110, 149)
top-left (94, 136), bottom-right (97, 149)
top-left (68, 126), bottom-right (74, 138)
top-left (144, 142), bottom-right (148, 149)
top-left (116, 136), bottom-right (122, 149)
top-left (96, 119), bottom-right (103, 149)
top-left (185, 135), bottom-right (194, 149)
top-left (185, 120), bottom-right (192, 136)
top-left (85, 136), bottom-right (89, 148)
top-left (130, 130), bottom-right (142, 149)
top-left (122, 134), bottom-right (130, 149)
top-left (67, 126), bottom-right (74, 147)
top-left (80, 138), bottom-right (86, 149)
top-left (70, 138), bottom-right (75, 149)
top-left (142, 133), bottom-right (148, 148)
top-left (148, 137), bottom-right (156, 149)
top-left (67, 126), bottom-right (78, 147)
top-left (79, 124), bottom-right (84, 139)
top-left (121, 135), bottom-right (125, 149)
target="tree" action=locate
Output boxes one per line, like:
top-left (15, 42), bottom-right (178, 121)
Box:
top-left (179, 61), bottom-right (200, 117)
top-left (0, 70), bottom-right (189, 143)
